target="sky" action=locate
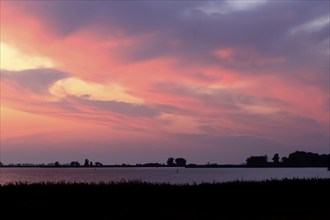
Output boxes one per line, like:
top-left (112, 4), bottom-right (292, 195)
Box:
top-left (0, 0), bottom-right (329, 165)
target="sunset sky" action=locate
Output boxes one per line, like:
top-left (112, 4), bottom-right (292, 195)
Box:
top-left (1, 1), bottom-right (329, 164)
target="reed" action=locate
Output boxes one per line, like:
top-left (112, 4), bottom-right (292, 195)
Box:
top-left (1, 178), bottom-right (329, 219)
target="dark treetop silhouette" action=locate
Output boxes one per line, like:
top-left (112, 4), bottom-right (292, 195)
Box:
top-left (0, 151), bottom-right (329, 168)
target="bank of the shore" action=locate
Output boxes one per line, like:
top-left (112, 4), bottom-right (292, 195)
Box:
top-left (1, 179), bottom-right (329, 219)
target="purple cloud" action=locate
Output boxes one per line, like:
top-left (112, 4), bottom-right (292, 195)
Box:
top-left (1, 68), bottom-right (69, 93)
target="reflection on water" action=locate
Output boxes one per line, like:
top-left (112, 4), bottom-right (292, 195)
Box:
top-left (0, 167), bottom-right (329, 185)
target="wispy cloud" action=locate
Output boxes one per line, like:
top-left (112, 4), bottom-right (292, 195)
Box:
top-left (1, 68), bottom-right (68, 93)
top-left (197, 0), bottom-right (268, 15)
top-left (290, 15), bottom-right (330, 35)
top-left (1, 1), bottom-right (329, 163)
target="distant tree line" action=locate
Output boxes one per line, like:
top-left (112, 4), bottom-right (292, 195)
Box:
top-left (0, 151), bottom-right (328, 168)
top-left (166, 157), bottom-right (187, 167)
top-left (246, 151), bottom-right (330, 167)
top-left (0, 157), bottom-right (189, 168)
top-left (0, 159), bottom-right (104, 168)
top-left (66, 159), bottom-right (104, 167)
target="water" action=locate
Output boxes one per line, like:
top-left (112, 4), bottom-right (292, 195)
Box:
top-left (0, 167), bottom-right (329, 185)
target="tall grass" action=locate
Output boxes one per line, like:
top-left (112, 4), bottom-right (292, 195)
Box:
top-left (1, 178), bottom-right (329, 219)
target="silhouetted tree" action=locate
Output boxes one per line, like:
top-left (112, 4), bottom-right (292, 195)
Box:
top-left (281, 157), bottom-right (288, 164)
top-left (70, 161), bottom-right (80, 167)
top-left (167, 157), bottom-right (175, 166)
top-left (0, 161), bottom-right (3, 166)
top-left (175, 158), bottom-right (187, 166)
top-left (95, 162), bottom-right (103, 167)
top-left (54, 161), bottom-right (60, 167)
top-left (272, 153), bottom-right (280, 165)
top-left (84, 159), bottom-right (89, 167)
top-left (246, 155), bottom-right (268, 166)
top-left (90, 161), bottom-right (93, 166)
top-left (143, 163), bottom-right (162, 167)
top-left (285, 151), bottom-right (324, 166)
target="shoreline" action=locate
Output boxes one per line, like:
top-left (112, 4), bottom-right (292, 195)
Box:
top-left (1, 177), bottom-right (330, 185)
top-left (1, 165), bottom-right (329, 168)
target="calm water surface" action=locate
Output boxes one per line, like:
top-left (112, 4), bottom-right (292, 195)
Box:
top-left (0, 167), bottom-right (329, 185)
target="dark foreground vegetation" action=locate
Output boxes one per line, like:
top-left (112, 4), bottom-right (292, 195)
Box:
top-left (1, 179), bottom-right (329, 219)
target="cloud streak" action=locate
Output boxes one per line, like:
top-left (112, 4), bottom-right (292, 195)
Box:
top-left (1, 1), bottom-right (329, 163)
top-left (2, 68), bottom-right (68, 93)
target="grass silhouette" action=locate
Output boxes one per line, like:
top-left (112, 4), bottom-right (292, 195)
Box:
top-left (1, 178), bottom-right (329, 219)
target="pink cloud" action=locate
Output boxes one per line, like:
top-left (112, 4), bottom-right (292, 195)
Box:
top-left (1, 1), bottom-right (328, 163)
